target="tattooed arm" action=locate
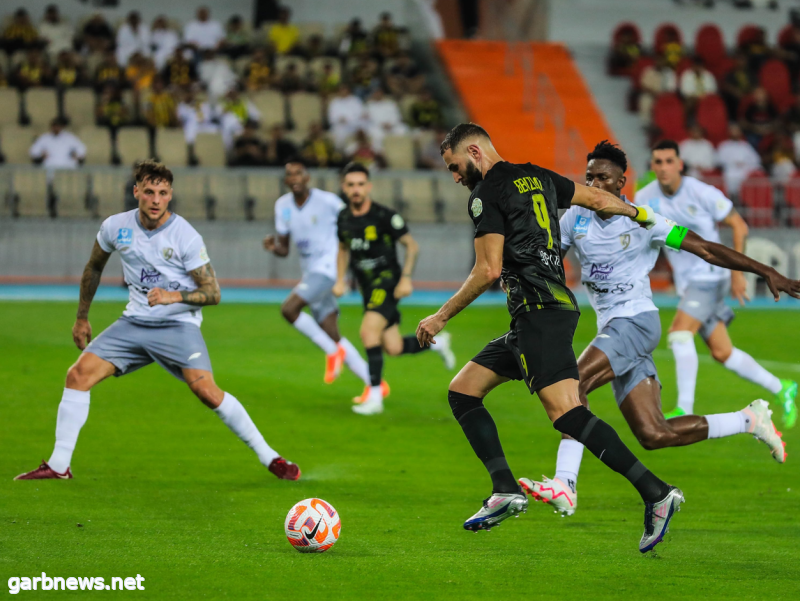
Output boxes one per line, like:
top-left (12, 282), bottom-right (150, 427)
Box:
top-left (147, 263), bottom-right (221, 307)
top-left (73, 241), bottom-right (112, 350)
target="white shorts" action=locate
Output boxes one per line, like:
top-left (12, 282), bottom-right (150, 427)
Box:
top-left (294, 272), bottom-right (338, 323)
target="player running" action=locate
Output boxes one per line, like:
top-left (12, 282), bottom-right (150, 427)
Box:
top-left (15, 161), bottom-right (300, 482)
top-left (263, 158), bottom-right (372, 391)
top-left (636, 140), bottom-right (797, 427)
top-left (417, 123), bottom-right (681, 553)
top-left (523, 141), bottom-right (796, 516)
top-left (334, 163), bottom-right (456, 416)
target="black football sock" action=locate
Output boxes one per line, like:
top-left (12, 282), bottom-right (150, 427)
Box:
top-left (553, 406), bottom-right (670, 504)
top-left (449, 391), bottom-right (518, 494)
top-left (401, 335), bottom-right (430, 355)
top-left (366, 346), bottom-right (383, 387)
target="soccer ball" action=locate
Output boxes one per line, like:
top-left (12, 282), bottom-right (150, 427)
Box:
top-left (284, 498), bottom-right (341, 553)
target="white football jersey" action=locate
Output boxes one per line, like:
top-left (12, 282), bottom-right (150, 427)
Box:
top-left (634, 176), bottom-right (733, 294)
top-left (561, 200), bottom-right (682, 331)
top-left (97, 210), bottom-right (210, 326)
top-left (274, 188), bottom-right (345, 280)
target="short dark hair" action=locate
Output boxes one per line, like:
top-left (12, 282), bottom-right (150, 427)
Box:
top-left (587, 140), bottom-right (627, 173)
top-left (134, 160), bottom-right (173, 186)
top-left (341, 162), bottom-right (370, 179)
top-left (284, 155), bottom-right (307, 168)
top-left (440, 123), bottom-right (491, 156)
top-left (651, 139), bottom-right (680, 157)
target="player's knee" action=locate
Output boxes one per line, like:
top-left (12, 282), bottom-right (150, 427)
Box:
top-left (280, 302), bottom-right (300, 323)
top-left (191, 381), bottom-right (223, 408)
top-left (709, 345), bottom-right (732, 364)
top-left (65, 362), bottom-right (93, 390)
top-left (384, 341), bottom-right (402, 356)
top-left (359, 326), bottom-right (381, 348)
top-left (636, 426), bottom-right (674, 450)
top-left (448, 390), bottom-right (483, 421)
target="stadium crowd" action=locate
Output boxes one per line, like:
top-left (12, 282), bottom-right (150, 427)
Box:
top-left (0, 5), bottom-right (447, 170)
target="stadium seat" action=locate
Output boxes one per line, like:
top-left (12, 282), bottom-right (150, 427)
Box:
top-left (308, 57), bottom-right (342, 80)
top-left (654, 23), bottom-right (682, 54)
top-left (297, 22), bottom-right (326, 44)
top-left (694, 24), bottom-right (727, 73)
top-left (709, 55), bottom-right (736, 85)
top-left (194, 133), bottom-right (226, 167)
top-left (399, 95), bottom-right (419, 123)
top-left (630, 57), bottom-right (655, 91)
top-left (0, 168), bottom-right (11, 217)
top-left (696, 95), bottom-right (728, 146)
top-left (11, 169), bottom-right (49, 217)
top-left (207, 171), bottom-right (247, 220)
top-left (399, 178), bottom-right (436, 223)
top-left (288, 92), bottom-right (323, 134)
top-left (652, 93), bottom-right (687, 142)
top-left (274, 55), bottom-right (308, 77)
top-left (251, 90), bottom-right (286, 129)
top-left (384, 135), bottom-right (415, 170)
top-left (245, 172), bottom-right (282, 220)
top-left (370, 177), bottom-right (396, 206)
top-left (436, 176), bottom-right (471, 224)
top-left (759, 59), bottom-right (793, 112)
top-left (171, 171), bottom-right (208, 220)
top-left (0, 88), bottom-right (20, 126)
top-left (736, 24), bottom-right (763, 49)
top-left (611, 22), bottom-right (641, 46)
top-left (63, 89), bottom-right (96, 128)
top-left (783, 174), bottom-right (800, 227)
top-left (78, 126), bottom-right (112, 165)
top-left (24, 89), bottom-right (58, 127)
top-left (1, 124), bottom-right (38, 164)
top-left (739, 172), bottom-right (774, 227)
top-left (91, 170), bottom-right (129, 218)
top-left (155, 128), bottom-right (188, 167)
top-left (743, 238), bottom-right (788, 298)
top-left (117, 128), bottom-right (151, 165)
top-left (52, 170), bottom-right (90, 217)
top-left (778, 24), bottom-right (795, 49)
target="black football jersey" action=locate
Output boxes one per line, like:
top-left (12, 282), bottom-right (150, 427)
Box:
top-left (337, 201), bottom-right (409, 288)
top-left (469, 161), bottom-right (579, 317)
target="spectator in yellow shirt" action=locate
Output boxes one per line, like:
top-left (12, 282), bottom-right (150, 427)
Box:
top-left (1, 9), bottom-right (40, 55)
top-left (269, 7), bottom-right (300, 55)
top-left (145, 77), bottom-right (178, 128)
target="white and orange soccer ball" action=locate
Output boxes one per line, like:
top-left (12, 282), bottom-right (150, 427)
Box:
top-left (284, 498), bottom-right (341, 553)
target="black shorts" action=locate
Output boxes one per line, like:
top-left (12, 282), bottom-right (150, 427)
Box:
top-left (471, 309), bottom-right (580, 393)
top-left (362, 279), bottom-right (401, 328)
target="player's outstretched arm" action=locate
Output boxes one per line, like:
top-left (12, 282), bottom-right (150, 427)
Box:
top-left (332, 242), bottom-right (350, 297)
top-left (681, 230), bottom-right (800, 301)
top-left (720, 208), bottom-right (750, 305)
top-left (571, 183), bottom-right (656, 227)
top-left (394, 233), bottom-right (418, 299)
top-left (73, 241), bottom-right (112, 350)
top-left (416, 233), bottom-right (504, 346)
top-left (147, 263), bottom-right (221, 307)
top-left (263, 233), bottom-right (290, 257)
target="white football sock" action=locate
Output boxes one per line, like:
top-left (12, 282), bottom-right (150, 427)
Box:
top-left (48, 388), bottom-right (90, 474)
top-left (705, 411), bottom-right (751, 438)
top-left (723, 348), bottom-right (782, 395)
top-left (669, 331), bottom-right (698, 413)
top-left (554, 438), bottom-right (584, 493)
top-left (214, 392), bottom-right (279, 467)
top-left (292, 312), bottom-right (338, 355)
top-left (339, 337), bottom-right (370, 385)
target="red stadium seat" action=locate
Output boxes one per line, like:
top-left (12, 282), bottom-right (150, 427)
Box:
top-left (631, 56), bottom-right (655, 88)
top-left (652, 93), bottom-right (688, 141)
top-left (784, 175), bottom-right (800, 226)
top-left (695, 24), bottom-right (727, 72)
top-left (759, 59), bottom-right (793, 112)
top-left (778, 24), bottom-right (795, 49)
top-left (696, 94), bottom-right (729, 146)
top-left (675, 56), bottom-right (694, 76)
top-left (709, 55), bottom-right (737, 84)
top-left (654, 23), bottom-right (683, 54)
top-left (698, 170), bottom-right (726, 196)
top-left (737, 92), bottom-right (755, 120)
top-left (739, 172), bottom-right (775, 227)
top-left (736, 25), bottom-right (763, 49)
top-left (612, 22), bottom-right (642, 45)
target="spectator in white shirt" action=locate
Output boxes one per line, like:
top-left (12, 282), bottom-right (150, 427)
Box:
top-left (198, 49), bottom-right (237, 101)
top-left (716, 123), bottom-right (762, 196)
top-left (639, 55), bottom-right (677, 125)
top-left (39, 5), bottom-right (74, 57)
top-left (149, 16), bottom-right (180, 70)
top-left (327, 84), bottom-right (366, 149)
top-left (217, 86), bottom-right (261, 150)
top-left (365, 87), bottom-right (408, 151)
top-left (680, 56), bottom-right (717, 116)
top-left (116, 11), bottom-right (151, 67)
top-left (177, 88), bottom-right (221, 146)
top-left (183, 7), bottom-right (225, 52)
top-left (679, 124), bottom-right (716, 176)
top-left (30, 118), bottom-right (86, 171)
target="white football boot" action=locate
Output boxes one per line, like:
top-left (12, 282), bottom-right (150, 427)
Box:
top-left (639, 486), bottom-right (684, 553)
top-left (463, 489), bottom-right (528, 532)
top-left (352, 386), bottom-right (383, 416)
top-left (743, 399), bottom-right (786, 463)
top-left (432, 332), bottom-right (456, 370)
top-left (519, 476), bottom-right (577, 516)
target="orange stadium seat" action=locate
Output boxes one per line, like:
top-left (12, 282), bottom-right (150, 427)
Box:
top-left (694, 24), bottom-right (727, 73)
top-left (739, 172), bottom-right (774, 227)
top-left (759, 59), bottom-right (793, 112)
top-left (652, 93), bottom-right (687, 141)
top-left (696, 94), bottom-right (729, 146)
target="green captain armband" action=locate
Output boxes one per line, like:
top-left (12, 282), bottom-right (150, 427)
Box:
top-left (665, 225), bottom-right (688, 250)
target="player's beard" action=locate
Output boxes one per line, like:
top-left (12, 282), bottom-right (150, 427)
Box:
top-left (464, 161), bottom-right (483, 190)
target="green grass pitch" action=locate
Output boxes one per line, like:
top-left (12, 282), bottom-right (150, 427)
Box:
top-left (1, 301), bottom-right (798, 599)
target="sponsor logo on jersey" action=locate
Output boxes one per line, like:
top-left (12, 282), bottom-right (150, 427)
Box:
top-left (188, 352), bottom-right (202, 361)
top-left (470, 198), bottom-right (483, 217)
top-left (687, 205), bottom-right (697, 216)
top-left (117, 228), bottom-right (133, 245)
top-left (200, 246), bottom-right (209, 262)
top-left (619, 234), bottom-right (631, 250)
top-left (140, 268), bottom-right (162, 284)
top-left (391, 214), bottom-right (405, 229)
top-left (573, 215), bottom-right (590, 238)
top-left (590, 263), bottom-right (614, 279)
top-left (168, 280), bottom-right (181, 290)
top-left (282, 208), bottom-right (291, 223)
top-left (162, 247), bottom-right (174, 260)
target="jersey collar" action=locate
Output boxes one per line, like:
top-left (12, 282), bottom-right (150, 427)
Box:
top-left (135, 211), bottom-right (176, 238)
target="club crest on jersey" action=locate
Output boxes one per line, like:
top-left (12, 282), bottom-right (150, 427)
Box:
top-left (117, 228), bottom-right (133, 245)
top-left (162, 247), bottom-right (174, 260)
top-left (619, 234), bottom-right (631, 249)
top-left (471, 198), bottom-right (483, 217)
top-left (590, 263), bottom-right (614, 279)
top-left (573, 215), bottom-right (590, 238)
top-left (365, 225), bottom-right (378, 241)
top-left (687, 205), bottom-right (697, 215)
